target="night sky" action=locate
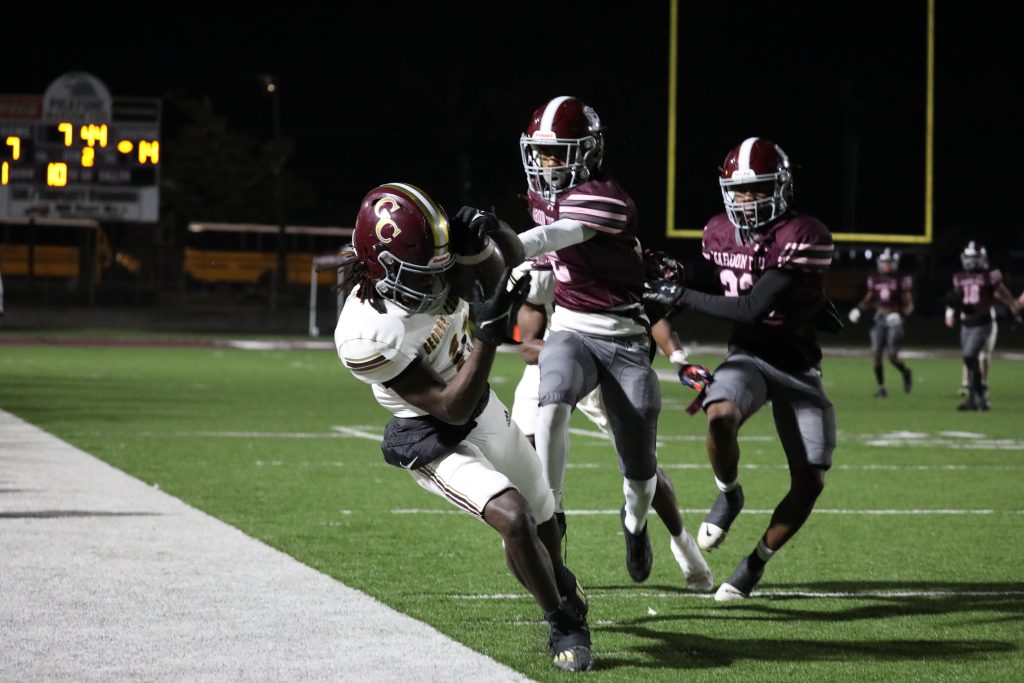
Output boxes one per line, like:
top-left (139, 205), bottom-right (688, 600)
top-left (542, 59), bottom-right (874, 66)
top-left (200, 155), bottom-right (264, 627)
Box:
top-left (4, 3), bottom-right (1022, 280)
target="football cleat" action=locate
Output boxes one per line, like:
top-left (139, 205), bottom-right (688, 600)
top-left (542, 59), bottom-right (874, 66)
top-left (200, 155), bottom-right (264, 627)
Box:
top-left (670, 532), bottom-right (714, 593)
top-left (619, 506), bottom-right (653, 582)
top-left (874, 386), bottom-right (888, 398)
top-left (714, 555), bottom-right (764, 602)
top-left (957, 398), bottom-right (979, 411)
top-left (544, 600), bottom-right (594, 672)
top-left (697, 485), bottom-right (744, 551)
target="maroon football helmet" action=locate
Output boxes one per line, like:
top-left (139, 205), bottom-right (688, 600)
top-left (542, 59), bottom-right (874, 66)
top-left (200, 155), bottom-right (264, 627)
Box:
top-left (519, 95), bottom-right (605, 200)
top-left (352, 182), bottom-right (453, 314)
top-left (960, 241), bottom-right (988, 271)
top-left (876, 247), bottom-right (900, 274)
top-left (719, 137), bottom-right (793, 235)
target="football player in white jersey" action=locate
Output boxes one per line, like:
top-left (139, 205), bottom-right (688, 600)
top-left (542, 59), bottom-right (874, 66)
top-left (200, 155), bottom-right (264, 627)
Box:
top-left (332, 183), bottom-right (597, 672)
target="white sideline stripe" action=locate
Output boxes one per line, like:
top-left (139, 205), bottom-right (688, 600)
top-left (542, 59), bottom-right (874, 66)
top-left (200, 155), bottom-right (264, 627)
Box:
top-left (452, 589), bottom-right (1024, 601)
top-left (393, 507), bottom-right (1010, 516)
top-left (0, 410), bottom-right (532, 683)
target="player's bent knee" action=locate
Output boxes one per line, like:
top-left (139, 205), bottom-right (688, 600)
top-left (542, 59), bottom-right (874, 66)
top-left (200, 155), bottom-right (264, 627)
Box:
top-left (706, 402), bottom-right (741, 439)
top-left (793, 467), bottom-right (826, 500)
top-left (484, 488), bottom-right (536, 538)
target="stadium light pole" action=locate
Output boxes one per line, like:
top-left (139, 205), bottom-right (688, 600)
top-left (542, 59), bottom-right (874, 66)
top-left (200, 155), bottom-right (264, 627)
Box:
top-left (263, 74), bottom-right (288, 312)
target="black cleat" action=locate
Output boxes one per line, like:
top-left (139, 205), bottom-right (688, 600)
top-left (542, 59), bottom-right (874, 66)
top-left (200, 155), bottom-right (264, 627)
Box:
top-left (555, 564), bottom-right (589, 619)
top-left (619, 506), bottom-right (653, 582)
top-left (874, 386), bottom-right (888, 398)
top-left (544, 600), bottom-right (594, 672)
top-left (698, 485), bottom-right (745, 551)
top-left (957, 399), bottom-right (979, 411)
top-left (714, 554), bottom-right (765, 602)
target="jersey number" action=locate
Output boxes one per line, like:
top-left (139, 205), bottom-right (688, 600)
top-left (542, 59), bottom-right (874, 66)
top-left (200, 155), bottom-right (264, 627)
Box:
top-left (720, 271), bottom-right (754, 297)
top-left (962, 283), bottom-right (982, 305)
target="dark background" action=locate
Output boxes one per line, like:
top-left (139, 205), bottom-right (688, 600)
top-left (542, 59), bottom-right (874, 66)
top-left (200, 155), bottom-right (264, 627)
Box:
top-left (3, 2), bottom-right (1023, 318)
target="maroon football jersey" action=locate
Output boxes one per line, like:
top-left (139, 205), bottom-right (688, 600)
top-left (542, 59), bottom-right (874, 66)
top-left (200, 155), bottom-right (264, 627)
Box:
top-left (701, 211), bottom-right (834, 371)
top-left (527, 176), bottom-right (643, 311)
top-left (952, 268), bottom-right (1003, 326)
top-left (866, 273), bottom-right (913, 311)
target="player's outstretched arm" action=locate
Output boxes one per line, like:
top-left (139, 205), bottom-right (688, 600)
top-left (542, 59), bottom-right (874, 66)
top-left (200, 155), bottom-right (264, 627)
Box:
top-left (646, 269), bottom-right (796, 324)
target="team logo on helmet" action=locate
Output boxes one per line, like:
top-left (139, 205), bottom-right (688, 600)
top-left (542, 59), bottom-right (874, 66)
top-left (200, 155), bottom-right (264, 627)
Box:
top-left (374, 197), bottom-right (402, 244)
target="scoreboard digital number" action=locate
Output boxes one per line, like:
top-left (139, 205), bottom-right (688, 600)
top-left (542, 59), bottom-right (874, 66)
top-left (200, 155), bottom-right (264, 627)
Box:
top-left (0, 72), bottom-right (160, 223)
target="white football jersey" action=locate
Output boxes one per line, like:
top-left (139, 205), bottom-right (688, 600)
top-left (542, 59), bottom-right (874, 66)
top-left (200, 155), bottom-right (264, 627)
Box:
top-left (335, 287), bottom-right (473, 418)
top-left (516, 259), bottom-right (555, 320)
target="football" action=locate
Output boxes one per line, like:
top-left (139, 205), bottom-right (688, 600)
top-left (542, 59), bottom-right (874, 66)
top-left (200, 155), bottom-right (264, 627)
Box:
top-left (451, 219), bottom-right (524, 302)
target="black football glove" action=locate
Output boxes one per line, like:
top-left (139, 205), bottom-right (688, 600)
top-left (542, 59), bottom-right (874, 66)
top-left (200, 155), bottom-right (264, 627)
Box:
top-left (1012, 312), bottom-right (1023, 332)
top-left (450, 206), bottom-right (500, 258)
top-left (470, 269), bottom-right (531, 346)
top-left (642, 278), bottom-right (685, 308)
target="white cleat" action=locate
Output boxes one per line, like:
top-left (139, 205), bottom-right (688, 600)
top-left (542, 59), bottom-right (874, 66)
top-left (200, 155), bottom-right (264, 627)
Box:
top-left (714, 582), bottom-right (751, 602)
top-left (697, 522), bottom-right (727, 551)
top-left (670, 532), bottom-right (714, 593)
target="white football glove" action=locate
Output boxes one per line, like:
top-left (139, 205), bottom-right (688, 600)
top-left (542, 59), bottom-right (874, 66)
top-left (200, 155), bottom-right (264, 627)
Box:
top-left (847, 308), bottom-right (861, 324)
top-left (668, 348), bottom-right (691, 370)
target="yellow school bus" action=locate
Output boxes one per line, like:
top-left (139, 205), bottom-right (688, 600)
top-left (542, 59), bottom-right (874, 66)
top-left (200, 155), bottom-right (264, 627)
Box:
top-left (184, 222), bottom-right (352, 287)
top-left (0, 217), bottom-right (110, 279)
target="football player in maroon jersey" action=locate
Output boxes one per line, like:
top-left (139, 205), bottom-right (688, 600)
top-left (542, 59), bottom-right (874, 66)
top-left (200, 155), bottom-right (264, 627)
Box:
top-left (945, 241), bottom-right (1020, 410)
top-left (519, 95), bottom-right (670, 585)
top-left (510, 247), bottom-right (714, 592)
top-left (644, 137), bottom-right (841, 601)
top-left (847, 248), bottom-right (914, 397)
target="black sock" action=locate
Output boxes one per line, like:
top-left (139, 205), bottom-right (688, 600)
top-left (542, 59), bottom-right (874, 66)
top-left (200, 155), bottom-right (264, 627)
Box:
top-left (874, 366), bottom-right (884, 386)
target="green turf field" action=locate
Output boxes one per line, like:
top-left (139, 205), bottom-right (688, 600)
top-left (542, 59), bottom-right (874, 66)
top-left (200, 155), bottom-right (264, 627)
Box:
top-left (2, 340), bottom-right (1022, 681)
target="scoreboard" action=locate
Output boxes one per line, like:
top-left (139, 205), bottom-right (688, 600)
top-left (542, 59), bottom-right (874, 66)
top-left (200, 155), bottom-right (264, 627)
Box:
top-left (0, 72), bottom-right (160, 223)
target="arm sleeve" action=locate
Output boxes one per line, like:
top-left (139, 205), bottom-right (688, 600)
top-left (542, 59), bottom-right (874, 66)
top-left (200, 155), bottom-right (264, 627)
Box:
top-left (518, 219), bottom-right (595, 260)
top-left (678, 269), bottom-right (795, 323)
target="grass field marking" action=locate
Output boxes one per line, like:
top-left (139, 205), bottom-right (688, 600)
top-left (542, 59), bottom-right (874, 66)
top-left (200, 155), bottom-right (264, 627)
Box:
top-left (74, 426), bottom-right (1024, 467)
top-left (568, 427), bottom-right (771, 443)
top-left (864, 430), bottom-right (1024, 450)
top-left (451, 588), bottom-right (1024, 601)
top-left (393, 507), bottom-right (1012, 516)
top-left (659, 462), bottom-right (1024, 472)
top-left (330, 425), bottom-right (384, 440)
top-left (225, 340), bottom-right (334, 350)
